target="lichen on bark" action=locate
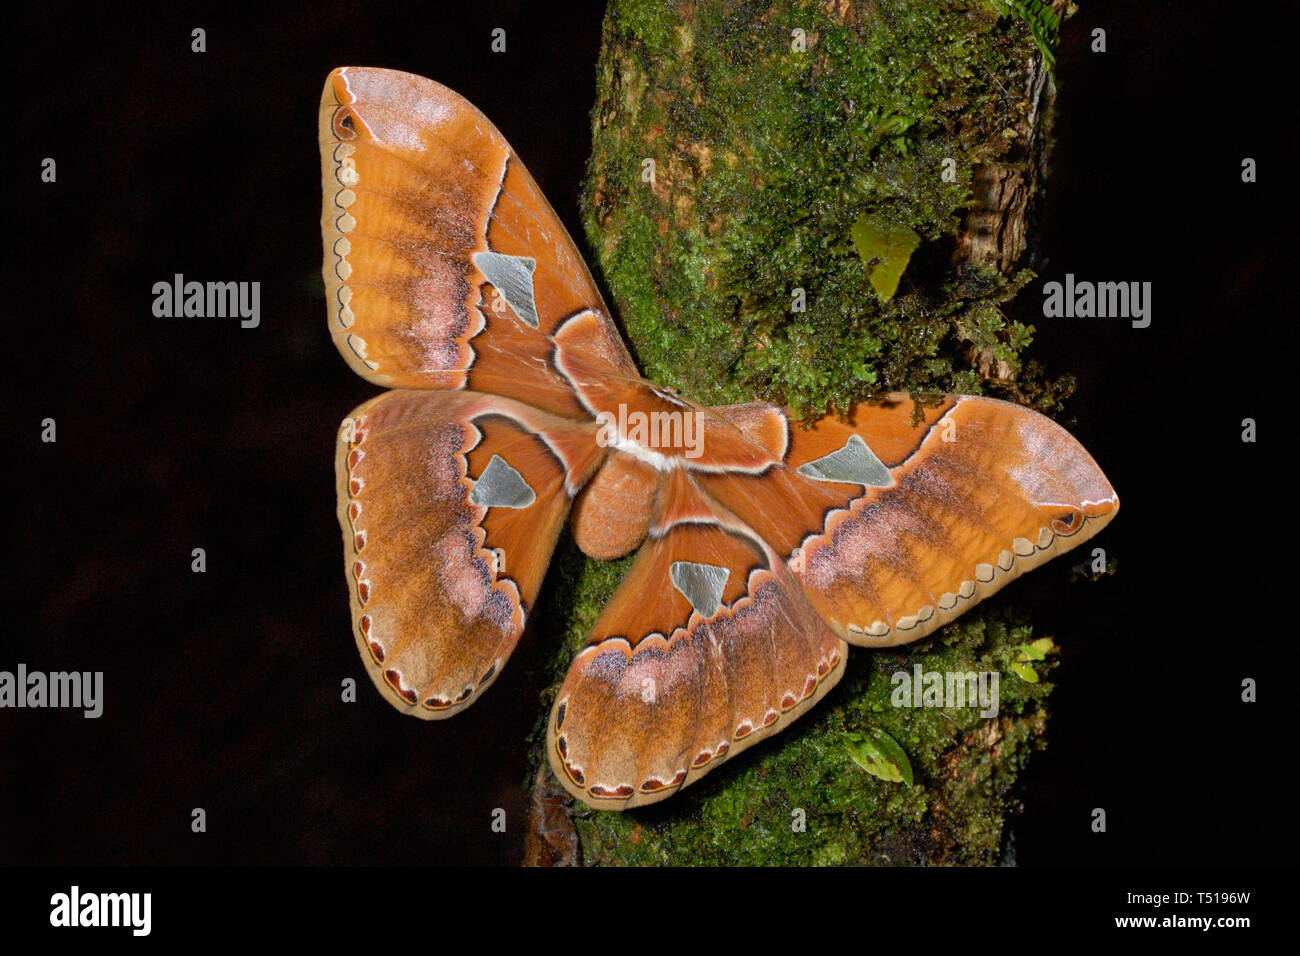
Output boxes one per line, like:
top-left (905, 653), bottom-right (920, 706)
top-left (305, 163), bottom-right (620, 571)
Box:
top-left (524, 0), bottom-right (1077, 865)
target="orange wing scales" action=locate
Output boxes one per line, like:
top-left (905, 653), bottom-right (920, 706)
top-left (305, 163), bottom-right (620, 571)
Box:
top-left (549, 519), bottom-right (847, 809)
top-left (321, 67), bottom-right (1118, 809)
top-left (337, 390), bottom-right (601, 719)
top-left (785, 394), bottom-right (1118, 647)
top-left (320, 67), bottom-right (635, 418)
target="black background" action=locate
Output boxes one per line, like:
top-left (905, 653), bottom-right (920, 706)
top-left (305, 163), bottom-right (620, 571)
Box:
top-left (4, 0), bottom-right (1291, 881)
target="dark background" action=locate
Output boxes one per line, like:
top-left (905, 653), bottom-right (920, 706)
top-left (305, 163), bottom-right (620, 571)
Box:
top-left (4, 0), bottom-right (1290, 870)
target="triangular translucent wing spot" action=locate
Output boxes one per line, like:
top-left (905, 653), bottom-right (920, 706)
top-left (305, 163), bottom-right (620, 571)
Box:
top-left (548, 476), bottom-right (848, 809)
top-left (669, 561), bottom-right (730, 618)
top-left (472, 251), bottom-right (540, 329)
top-left (469, 454), bottom-right (536, 509)
top-left (337, 390), bottom-right (601, 720)
top-left (796, 434), bottom-right (893, 487)
top-left (782, 395), bottom-right (1118, 647)
top-left (318, 67), bottom-right (636, 417)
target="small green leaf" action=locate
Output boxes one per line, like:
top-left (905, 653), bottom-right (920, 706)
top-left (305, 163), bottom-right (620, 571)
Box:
top-left (1011, 661), bottom-right (1039, 683)
top-left (851, 214), bottom-right (921, 302)
top-left (988, 0), bottom-right (1060, 70)
top-left (844, 729), bottom-right (914, 787)
top-left (1014, 635), bottom-right (1058, 666)
top-left (1029, 636), bottom-right (1057, 656)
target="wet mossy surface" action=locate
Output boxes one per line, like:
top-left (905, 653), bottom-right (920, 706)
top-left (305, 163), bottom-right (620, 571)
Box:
top-left (526, 0), bottom-right (1073, 865)
top-left (582, 0), bottom-right (1063, 417)
top-left (529, 531), bottom-right (1055, 865)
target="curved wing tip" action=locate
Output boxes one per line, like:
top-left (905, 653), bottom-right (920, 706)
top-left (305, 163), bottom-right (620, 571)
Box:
top-left (325, 66), bottom-right (352, 99)
top-left (326, 65), bottom-right (450, 94)
top-left (1084, 488), bottom-right (1120, 520)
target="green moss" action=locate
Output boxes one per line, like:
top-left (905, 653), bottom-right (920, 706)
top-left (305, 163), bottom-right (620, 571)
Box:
top-left (583, 0), bottom-right (1056, 418)
top-left (988, 0), bottom-right (1061, 70)
top-left (530, 0), bottom-right (1073, 865)
top-left (564, 607), bottom-right (1054, 866)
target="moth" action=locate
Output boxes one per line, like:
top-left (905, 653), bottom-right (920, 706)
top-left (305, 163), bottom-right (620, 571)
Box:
top-left (319, 66), bottom-right (1118, 810)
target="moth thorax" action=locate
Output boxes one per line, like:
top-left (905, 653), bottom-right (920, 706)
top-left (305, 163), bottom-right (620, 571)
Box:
top-left (592, 389), bottom-right (706, 466)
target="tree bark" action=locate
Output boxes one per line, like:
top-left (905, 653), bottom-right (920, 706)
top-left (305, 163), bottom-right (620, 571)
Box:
top-left (524, 0), bottom-right (1074, 866)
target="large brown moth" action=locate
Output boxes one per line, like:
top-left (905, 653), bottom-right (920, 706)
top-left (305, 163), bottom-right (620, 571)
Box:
top-left (319, 66), bottom-right (1118, 810)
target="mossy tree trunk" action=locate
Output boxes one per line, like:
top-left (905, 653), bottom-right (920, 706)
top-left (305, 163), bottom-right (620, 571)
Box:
top-left (524, 0), bottom-right (1073, 866)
